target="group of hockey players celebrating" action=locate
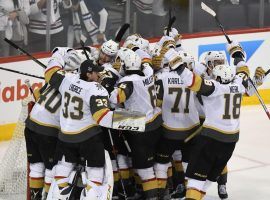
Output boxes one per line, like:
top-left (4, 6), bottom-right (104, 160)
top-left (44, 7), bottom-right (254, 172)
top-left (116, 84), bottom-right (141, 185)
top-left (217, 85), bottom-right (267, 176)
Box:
top-left (23, 24), bottom-right (267, 200)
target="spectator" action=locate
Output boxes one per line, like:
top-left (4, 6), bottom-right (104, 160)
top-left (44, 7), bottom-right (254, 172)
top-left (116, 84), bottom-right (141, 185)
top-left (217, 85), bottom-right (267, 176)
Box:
top-left (28, 0), bottom-right (65, 53)
top-left (84, 0), bottom-right (108, 44)
top-left (62, 0), bottom-right (108, 47)
top-left (0, 0), bottom-right (30, 57)
top-left (132, 0), bottom-right (167, 38)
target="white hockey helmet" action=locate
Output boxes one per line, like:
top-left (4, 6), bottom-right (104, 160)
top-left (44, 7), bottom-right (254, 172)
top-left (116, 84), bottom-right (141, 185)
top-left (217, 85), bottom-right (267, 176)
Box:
top-left (100, 39), bottom-right (119, 56)
top-left (124, 51), bottom-right (142, 72)
top-left (178, 51), bottom-right (195, 70)
top-left (212, 64), bottom-right (236, 84)
top-left (123, 34), bottom-right (150, 53)
top-left (204, 51), bottom-right (226, 70)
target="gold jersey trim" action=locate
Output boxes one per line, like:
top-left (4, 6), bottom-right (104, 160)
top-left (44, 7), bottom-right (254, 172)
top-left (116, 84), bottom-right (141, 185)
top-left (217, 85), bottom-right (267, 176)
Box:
top-left (203, 124), bottom-right (239, 134)
top-left (162, 122), bottom-right (200, 131)
top-left (61, 124), bottom-right (98, 135)
top-left (29, 116), bottom-right (60, 129)
top-left (146, 111), bottom-right (162, 124)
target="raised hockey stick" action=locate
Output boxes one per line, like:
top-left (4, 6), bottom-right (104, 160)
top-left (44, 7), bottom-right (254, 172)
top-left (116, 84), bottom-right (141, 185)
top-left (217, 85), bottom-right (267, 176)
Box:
top-left (114, 23), bottom-right (130, 43)
top-left (166, 9), bottom-right (176, 36)
top-left (108, 129), bottom-right (128, 200)
top-left (4, 38), bottom-right (46, 69)
top-left (0, 66), bottom-right (44, 79)
top-left (80, 35), bottom-right (90, 60)
top-left (201, 2), bottom-right (231, 43)
top-left (201, 2), bottom-right (270, 120)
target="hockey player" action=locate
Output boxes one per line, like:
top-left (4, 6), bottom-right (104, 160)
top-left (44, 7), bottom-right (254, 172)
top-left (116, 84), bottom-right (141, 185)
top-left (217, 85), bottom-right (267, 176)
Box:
top-left (109, 51), bottom-right (162, 199)
top-left (44, 56), bottom-right (145, 199)
top-left (154, 50), bottom-right (200, 199)
top-left (195, 49), bottom-right (267, 199)
top-left (24, 47), bottom-right (82, 200)
top-left (194, 51), bottom-right (230, 199)
top-left (158, 39), bottom-right (250, 199)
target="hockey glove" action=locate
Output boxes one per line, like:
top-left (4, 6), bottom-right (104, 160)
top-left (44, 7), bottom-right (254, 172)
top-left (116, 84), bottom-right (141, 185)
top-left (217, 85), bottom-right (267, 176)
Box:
top-left (226, 40), bottom-right (245, 59)
top-left (157, 35), bottom-right (176, 49)
top-left (164, 48), bottom-right (183, 71)
top-left (254, 66), bottom-right (266, 86)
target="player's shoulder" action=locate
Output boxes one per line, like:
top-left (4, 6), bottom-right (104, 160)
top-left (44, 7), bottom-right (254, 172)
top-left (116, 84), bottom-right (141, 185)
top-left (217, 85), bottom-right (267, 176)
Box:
top-left (86, 81), bottom-right (109, 96)
top-left (119, 74), bottom-right (140, 83)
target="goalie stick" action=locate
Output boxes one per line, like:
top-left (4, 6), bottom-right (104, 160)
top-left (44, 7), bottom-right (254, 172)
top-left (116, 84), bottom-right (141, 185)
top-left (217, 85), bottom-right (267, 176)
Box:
top-left (4, 38), bottom-right (46, 69)
top-left (201, 2), bottom-right (270, 120)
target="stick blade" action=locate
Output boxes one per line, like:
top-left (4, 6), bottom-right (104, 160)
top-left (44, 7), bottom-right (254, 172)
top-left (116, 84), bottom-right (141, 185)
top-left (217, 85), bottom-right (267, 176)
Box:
top-left (115, 23), bottom-right (130, 43)
top-left (201, 2), bottom-right (216, 17)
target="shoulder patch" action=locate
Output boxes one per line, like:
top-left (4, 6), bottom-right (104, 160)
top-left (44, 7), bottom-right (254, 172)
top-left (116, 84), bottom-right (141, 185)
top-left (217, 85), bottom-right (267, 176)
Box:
top-left (95, 83), bottom-right (104, 90)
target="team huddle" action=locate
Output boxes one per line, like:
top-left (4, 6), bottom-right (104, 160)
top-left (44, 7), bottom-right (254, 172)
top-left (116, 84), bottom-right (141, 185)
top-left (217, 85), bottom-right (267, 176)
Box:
top-left (23, 26), bottom-right (267, 200)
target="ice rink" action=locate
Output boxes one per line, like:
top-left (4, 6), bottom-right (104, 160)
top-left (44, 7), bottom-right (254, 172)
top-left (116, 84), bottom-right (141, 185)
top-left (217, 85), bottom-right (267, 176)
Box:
top-left (0, 105), bottom-right (270, 200)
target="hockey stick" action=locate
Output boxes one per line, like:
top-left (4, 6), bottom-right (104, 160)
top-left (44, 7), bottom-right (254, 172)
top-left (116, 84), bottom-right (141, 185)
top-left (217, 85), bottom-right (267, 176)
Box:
top-left (4, 38), bottom-right (46, 69)
top-left (25, 79), bottom-right (34, 94)
top-left (0, 66), bottom-right (44, 79)
top-left (108, 129), bottom-right (128, 200)
top-left (201, 2), bottom-right (231, 43)
top-left (166, 9), bottom-right (176, 36)
top-left (184, 126), bottom-right (203, 143)
top-left (80, 35), bottom-right (90, 60)
top-left (114, 23), bottom-right (130, 43)
top-left (201, 2), bottom-right (270, 120)
top-left (248, 74), bottom-right (270, 120)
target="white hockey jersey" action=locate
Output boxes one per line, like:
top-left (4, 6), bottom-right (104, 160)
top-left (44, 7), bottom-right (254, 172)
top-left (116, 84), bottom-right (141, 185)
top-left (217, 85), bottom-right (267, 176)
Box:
top-left (57, 73), bottom-right (110, 142)
top-left (155, 68), bottom-right (200, 139)
top-left (110, 72), bottom-right (162, 132)
top-left (178, 67), bottom-right (249, 143)
top-left (26, 84), bottom-right (61, 137)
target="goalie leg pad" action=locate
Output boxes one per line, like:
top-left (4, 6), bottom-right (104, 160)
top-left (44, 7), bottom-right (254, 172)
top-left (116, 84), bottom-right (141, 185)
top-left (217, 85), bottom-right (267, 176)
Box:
top-left (112, 109), bottom-right (146, 132)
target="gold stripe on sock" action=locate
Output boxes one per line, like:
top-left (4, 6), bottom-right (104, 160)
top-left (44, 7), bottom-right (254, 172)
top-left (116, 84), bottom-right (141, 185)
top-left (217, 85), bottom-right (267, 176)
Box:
top-left (142, 178), bottom-right (158, 191)
top-left (186, 188), bottom-right (203, 200)
top-left (29, 177), bottom-right (44, 189)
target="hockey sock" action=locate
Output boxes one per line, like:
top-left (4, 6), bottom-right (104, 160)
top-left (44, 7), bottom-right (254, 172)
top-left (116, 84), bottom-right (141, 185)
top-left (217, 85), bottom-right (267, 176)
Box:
top-left (185, 188), bottom-right (204, 200)
top-left (137, 167), bottom-right (158, 198)
top-left (29, 162), bottom-right (45, 190)
top-left (44, 168), bottom-right (55, 193)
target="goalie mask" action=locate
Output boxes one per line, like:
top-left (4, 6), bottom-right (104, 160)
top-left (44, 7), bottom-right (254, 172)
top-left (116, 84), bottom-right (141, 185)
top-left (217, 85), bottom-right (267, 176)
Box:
top-left (212, 64), bottom-right (236, 84)
top-left (204, 51), bottom-right (226, 71)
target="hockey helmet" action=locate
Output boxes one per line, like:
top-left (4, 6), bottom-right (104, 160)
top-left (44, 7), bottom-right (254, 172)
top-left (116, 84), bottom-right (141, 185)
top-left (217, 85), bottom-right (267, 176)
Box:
top-left (212, 64), bottom-right (236, 84)
top-left (204, 51), bottom-right (226, 70)
top-left (123, 51), bottom-right (142, 72)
